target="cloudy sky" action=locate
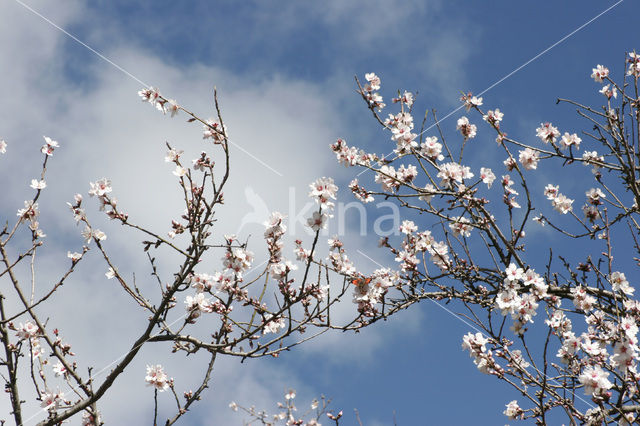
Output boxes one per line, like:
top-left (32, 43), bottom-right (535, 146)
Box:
top-left (0, 0), bottom-right (638, 424)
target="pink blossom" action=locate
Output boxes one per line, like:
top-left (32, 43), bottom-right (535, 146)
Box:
top-left (518, 148), bottom-right (539, 170)
top-left (40, 389), bottom-right (65, 411)
top-left (309, 177), bottom-right (338, 209)
top-left (88, 178), bottom-right (112, 197)
top-left (400, 220), bottom-right (417, 235)
top-left (552, 193), bottom-right (573, 214)
top-left (456, 116), bottom-right (477, 140)
top-left (479, 167), bottom-right (496, 188)
top-left (610, 271), bottom-right (634, 296)
top-left (364, 72), bottom-right (381, 91)
top-left (145, 364), bottom-right (170, 392)
top-left (559, 132), bottom-right (581, 150)
top-left (262, 314), bottom-right (286, 334)
top-left (503, 400), bottom-right (522, 419)
top-left (599, 84), bottom-right (617, 100)
top-left (41, 136), bottom-right (59, 156)
top-left (591, 64), bottom-right (609, 82)
top-left (536, 123), bottom-right (560, 144)
top-left (307, 211), bottom-right (328, 231)
top-left (449, 216), bottom-right (472, 238)
top-left (579, 365), bottom-right (612, 396)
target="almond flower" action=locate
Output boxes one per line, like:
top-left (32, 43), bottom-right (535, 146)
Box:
top-left (41, 136), bottom-right (59, 156)
top-left (145, 364), bottom-right (170, 392)
top-left (30, 179), bottom-right (46, 190)
top-left (456, 116), bottom-right (477, 140)
top-left (591, 64), bottom-right (609, 82)
top-left (536, 123), bottom-right (560, 144)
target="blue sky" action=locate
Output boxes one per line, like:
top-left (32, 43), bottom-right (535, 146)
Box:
top-left (1, 0), bottom-right (638, 424)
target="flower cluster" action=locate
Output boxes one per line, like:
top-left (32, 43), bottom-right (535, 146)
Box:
top-left (362, 72), bottom-right (385, 110)
top-left (202, 118), bottom-right (227, 143)
top-left (351, 268), bottom-right (396, 316)
top-left (307, 177), bottom-right (338, 231)
top-left (543, 184), bottom-right (573, 214)
top-left (386, 111), bottom-right (417, 154)
top-left (436, 162), bottom-right (473, 188)
top-left (348, 178), bottom-right (374, 203)
top-left (41, 136), bottom-right (59, 156)
top-left (535, 122), bottom-right (560, 144)
top-left (330, 138), bottom-right (374, 168)
top-left (145, 364), bottom-right (171, 392)
top-left (494, 264), bottom-right (547, 334)
top-left (456, 116), bottom-right (477, 140)
top-left (461, 332), bottom-right (501, 375)
top-left (138, 87), bottom-right (179, 116)
top-left (327, 236), bottom-right (356, 276)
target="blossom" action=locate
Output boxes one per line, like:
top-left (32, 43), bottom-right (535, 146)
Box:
top-left (535, 123), bottom-right (560, 144)
top-left (348, 179), bottom-right (374, 203)
top-left (285, 389), bottom-right (296, 400)
top-left (17, 200), bottom-right (39, 221)
top-left (202, 119), bottom-right (227, 142)
top-left (185, 292), bottom-right (213, 316)
top-left (610, 271), bottom-right (635, 296)
top-left (546, 310), bottom-right (572, 334)
top-left (166, 99), bottom-right (179, 117)
top-left (88, 178), bottom-right (112, 197)
top-left (399, 220), bottom-right (417, 235)
top-left (0, 139), bottom-right (6, 154)
top-left (461, 93), bottom-right (483, 110)
top-left (53, 362), bottom-right (67, 377)
top-left (364, 72), bottom-right (381, 91)
top-left (479, 167), bottom-right (496, 188)
top-left (392, 90), bottom-right (413, 107)
top-left (591, 64), bottom-right (609, 82)
top-left (579, 365), bottom-right (612, 396)
top-left (165, 148), bottom-right (183, 162)
top-left (16, 321), bottom-right (39, 340)
top-left (420, 136), bottom-right (444, 161)
top-left (503, 400), bottom-right (522, 419)
top-left (309, 177), bottom-right (338, 209)
top-left (560, 132), bottom-right (581, 149)
top-left (145, 364), bottom-right (170, 392)
top-left (67, 251), bottom-right (82, 262)
top-left (263, 314), bottom-right (286, 334)
top-left (552, 193), bottom-right (573, 214)
top-left (518, 148), bottom-right (539, 170)
top-left (599, 84), bottom-right (617, 99)
top-left (483, 109), bottom-right (504, 125)
top-left (173, 166), bottom-right (187, 177)
top-left (585, 187), bottom-right (605, 205)
top-left (40, 390), bottom-right (65, 411)
top-left (138, 87), bottom-right (160, 104)
top-left (449, 216), bottom-right (472, 238)
top-left (543, 184), bottom-right (559, 200)
top-left (505, 263), bottom-right (524, 282)
top-left (105, 268), bottom-right (115, 279)
top-left (41, 136), bottom-right (59, 156)
top-left (571, 286), bottom-right (596, 312)
top-left (222, 247), bottom-right (254, 277)
top-left (30, 179), bottom-right (46, 190)
top-left (627, 52), bottom-right (640, 77)
top-left (437, 162), bottom-right (474, 187)
top-left (307, 211), bottom-right (328, 231)
top-left (456, 116), bottom-right (477, 139)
